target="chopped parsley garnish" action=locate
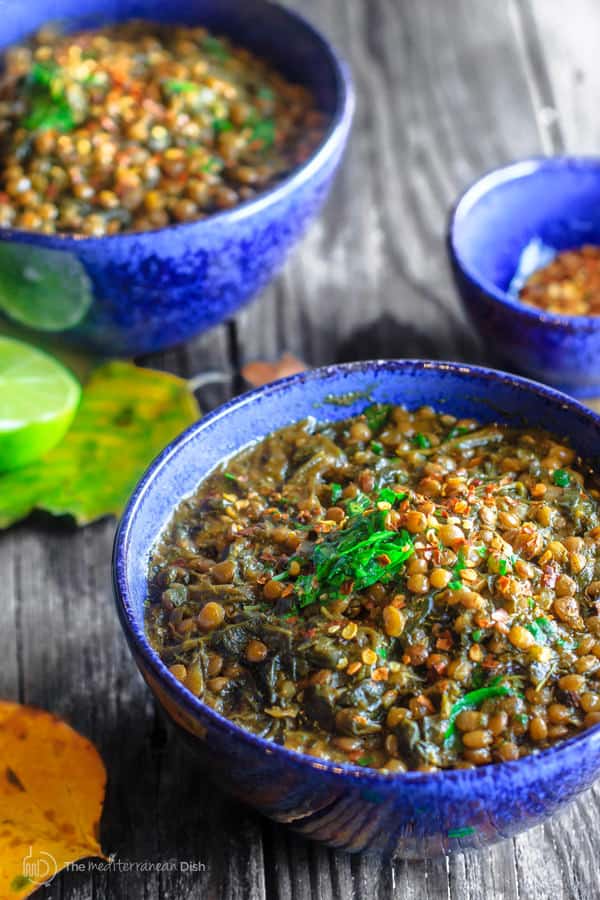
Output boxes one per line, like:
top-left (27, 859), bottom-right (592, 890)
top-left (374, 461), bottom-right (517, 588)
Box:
top-left (224, 472), bottom-right (237, 482)
top-left (202, 35), bottom-right (229, 61)
top-left (371, 440), bottom-right (383, 455)
top-left (164, 78), bottom-right (198, 94)
top-left (525, 616), bottom-right (563, 647)
top-left (471, 629), bottom-right (482, 643)
top-left (23, 61), bottom-right (75, 132)
top-left (290, 509), bottom-right (415, 608)
top-left (413, 432), bottom-right (431, 449)
top-left (377, 487), bottom-right (405, 506)
top-left (357, 755), bottom-right (374, 767)
top-left (201, 156), bottom-right (222, 173)
top-left (249, 117), bottom-right (275, 148)
top-left (553, 468), bottom-right (570, 487)
top-left (476, 545), bottom-right (487, 558)
top-left (364, 403), bottom-right (392, 434)
top-left (448, 549), bottom-right (467, 590)
top-left (213, 118), bottom-right (233, 134)
top-left (330, 483), bottom-right (343, 504)
top-left (345, 494), bottom-right (371, 516)
top-left (498, 558), bottom-right (508, 576)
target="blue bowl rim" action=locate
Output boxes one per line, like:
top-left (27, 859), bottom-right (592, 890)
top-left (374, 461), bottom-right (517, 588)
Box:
top-left (448, 155), bottom-right (600, 333)
top-left (113, 358), bottom-right (600, 787)
top-left (0, 0), bottom-right (355, 247)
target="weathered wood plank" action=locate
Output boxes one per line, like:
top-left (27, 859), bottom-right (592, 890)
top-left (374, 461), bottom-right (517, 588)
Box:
top-left (5, 2), bottom-right (600, 899)
top-left (526, 0), bottom-right (600, 153)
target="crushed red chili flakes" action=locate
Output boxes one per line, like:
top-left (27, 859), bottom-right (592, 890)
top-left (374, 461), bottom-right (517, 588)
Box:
top-left (519, 244), bottom-right (600, 316)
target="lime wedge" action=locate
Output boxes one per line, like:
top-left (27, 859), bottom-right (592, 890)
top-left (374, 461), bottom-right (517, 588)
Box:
top-left (0, 242), bottom-right (92, 332)
top-left (0, 336), bottom-right (81, 472)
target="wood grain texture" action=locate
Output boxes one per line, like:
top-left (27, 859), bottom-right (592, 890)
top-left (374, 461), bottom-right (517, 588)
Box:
top-left (3, 1), bottom-right (600, 898)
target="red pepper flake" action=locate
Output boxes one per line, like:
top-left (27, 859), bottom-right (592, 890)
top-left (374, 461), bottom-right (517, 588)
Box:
top-left (491, 608), bottom-right (510, 634)
top-left (482, 655), bottom-right (499, 669)
top-left (435, 632), bottom-right (453, 651)
top-left (542, 564), bottom-right (558, 589)
top-left (377, 554), bottom-right (391, 566)
top-left (415, 694), bottom-right (435, 714)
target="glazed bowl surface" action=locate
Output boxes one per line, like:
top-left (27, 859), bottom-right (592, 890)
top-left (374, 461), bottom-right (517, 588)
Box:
top-left (113, 359), bottom-right (600, 857)
top-left (0, 0), bottom-right (354, 355)
top-left (448, 156), bottom-right (600, 397)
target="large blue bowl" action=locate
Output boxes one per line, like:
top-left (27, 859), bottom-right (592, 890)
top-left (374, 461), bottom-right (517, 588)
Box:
top-left (114, 359), bottom-right (600, 857)
top-left (448, 157), bottom-right (600, 397)
top-left (0, 0), bottom-right (354, 355)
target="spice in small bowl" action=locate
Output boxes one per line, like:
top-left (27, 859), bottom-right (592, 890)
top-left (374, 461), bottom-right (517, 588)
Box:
top-left (519, 245), bottom-right (600, 316)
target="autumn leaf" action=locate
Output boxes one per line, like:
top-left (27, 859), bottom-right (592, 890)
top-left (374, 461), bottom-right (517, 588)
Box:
top-left (0, 361), bottom-right (200, 528)
top-left (242, 352), bottom-right (307, 387)
top-left (0, 701), bottom-right (106, 898)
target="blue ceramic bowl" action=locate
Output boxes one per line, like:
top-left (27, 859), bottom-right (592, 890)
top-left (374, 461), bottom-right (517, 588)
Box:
top-left (114, 359), bottom-right (600, 857)
top-left (0, 0), bottom-right (354, 356)
top-left (448, 157), bottom-right (600, 397)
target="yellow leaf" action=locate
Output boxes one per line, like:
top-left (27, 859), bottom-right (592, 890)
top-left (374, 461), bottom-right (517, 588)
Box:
top-left (0, 702), bottom-right (107, 898)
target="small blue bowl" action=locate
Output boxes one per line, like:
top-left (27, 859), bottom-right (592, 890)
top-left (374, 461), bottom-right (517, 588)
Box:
top-left (448, 157), bottom-right (600, 397)
top-left (114, 359), bottom-right (600, 857)
top-left (0, 0), bottom-right (354, 356)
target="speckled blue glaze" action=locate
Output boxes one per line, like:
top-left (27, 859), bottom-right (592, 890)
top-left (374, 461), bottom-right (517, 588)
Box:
top-left (0, 0), bottom-right (354, 356)
top-left (448, 157), bottom-right (600, 397)
top-left (113, 360), bottom-right (600, 857)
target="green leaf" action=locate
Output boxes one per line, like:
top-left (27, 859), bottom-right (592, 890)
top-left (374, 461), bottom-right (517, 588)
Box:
top-left (0, 362), bottom-right (199, 527)
top-left (330, 483), bottom-right (343, 504)
top-left (377, 487), bottom-right (404, 505)
top-left (363, 403), bottom-right (391, 434)
top-left (213, 118), bottom-right (233, 134)
top-left (553, 468), bottom-right (570, 487)
top-left (163, 78), bottom-right (198, 94)
top-left (23, 61), bottom-right (75, 132)
top-left (444, 678), bottom-right (516, 743)
top-left (202, 36), bottom-right (229, 61)
top-left (413, 432), bottom-right (431, 449)
top-left (0, 243), bottom-right (92, 332)
top-left (250, 118), bottom-right (275, 148)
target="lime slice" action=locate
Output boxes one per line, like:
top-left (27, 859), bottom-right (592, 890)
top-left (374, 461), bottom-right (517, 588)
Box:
top-left (0, 336), bottom-right (81, 472)
top-left (0, 242), bottom-right (92, 332)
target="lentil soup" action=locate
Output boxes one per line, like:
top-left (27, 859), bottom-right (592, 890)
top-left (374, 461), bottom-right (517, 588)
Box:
top-left (0, 21), bottom-right (326, 235)
top-left (146, 405), bottom-right (600, 772)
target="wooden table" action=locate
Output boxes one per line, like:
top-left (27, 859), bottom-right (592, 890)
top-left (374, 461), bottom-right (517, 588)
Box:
top-left (4, 1), bottom-right (600, 897)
